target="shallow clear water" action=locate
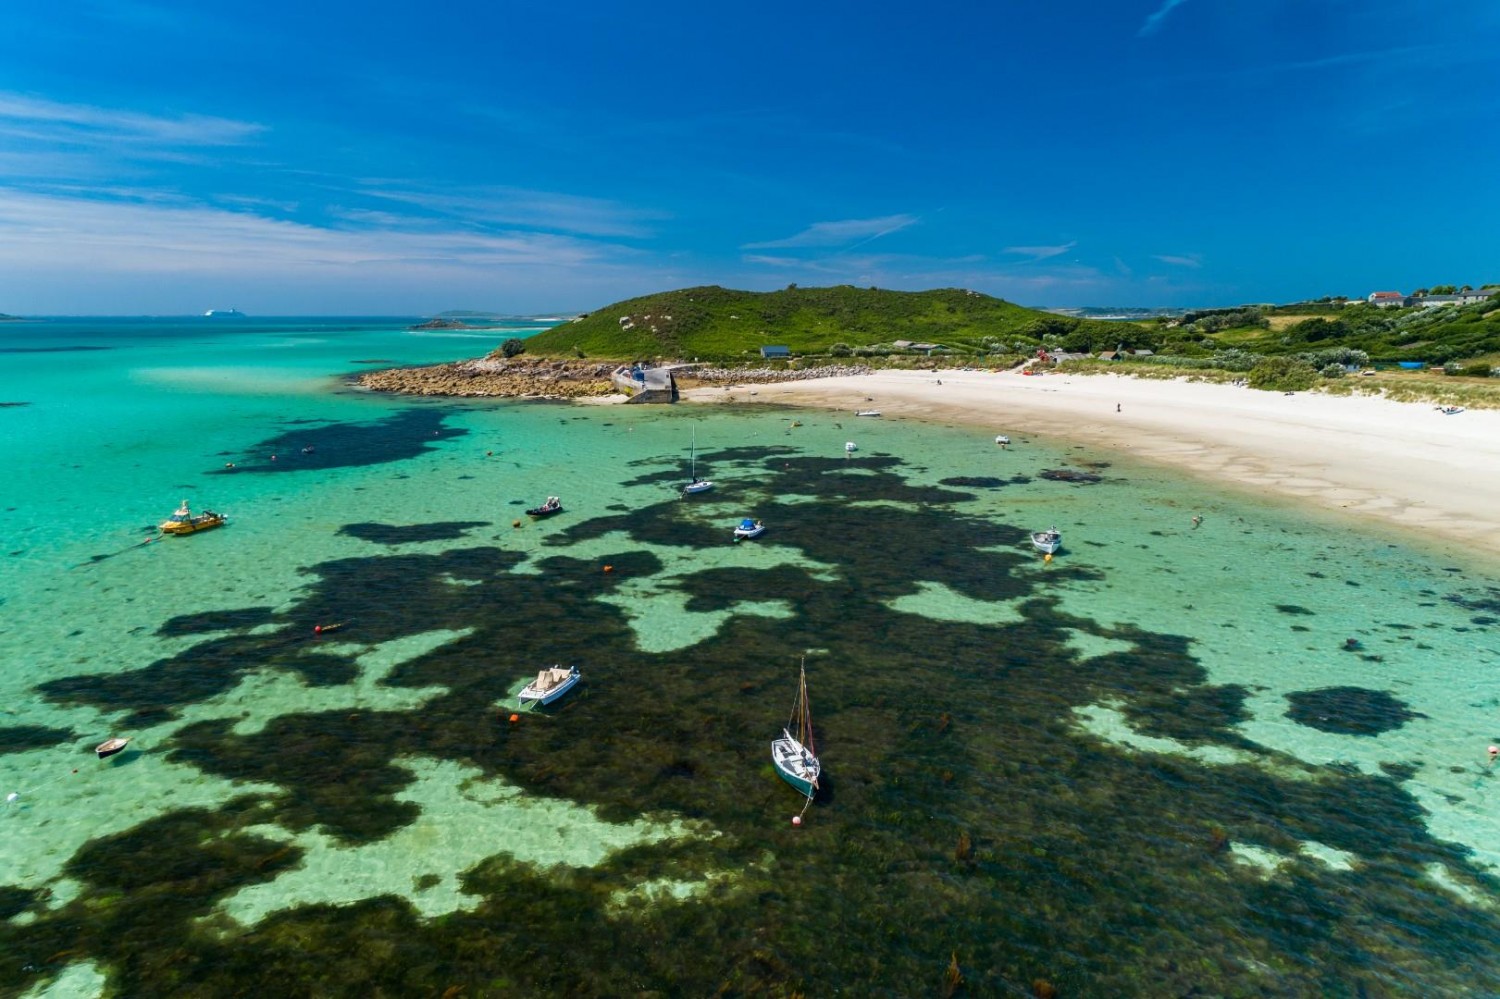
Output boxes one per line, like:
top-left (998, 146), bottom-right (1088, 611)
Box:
top-left (1, 318), bottom-right (1497, 996)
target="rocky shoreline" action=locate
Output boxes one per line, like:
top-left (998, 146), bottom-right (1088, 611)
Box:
top-left (356, 357), bottom-right (874, 400)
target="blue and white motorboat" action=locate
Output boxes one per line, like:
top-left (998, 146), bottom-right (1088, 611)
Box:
top-left (733, 518), bottom-right (765, 541)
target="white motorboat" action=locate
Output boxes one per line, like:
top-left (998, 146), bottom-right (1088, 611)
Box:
top-left (1031, 527), bottom-right (1062, 555)
top-left (844, 441), bottom-right (857, 452)
top-left (995, 435), bottom-right (1010, 446)
top-left (855, 409), bottom-right (881, 417)
top-left (518, 664), bottom-right (581, 706)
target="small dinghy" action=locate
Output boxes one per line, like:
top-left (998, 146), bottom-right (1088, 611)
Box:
top-left (526, 496), bottom-right (563, 518)
top-left (855, 409), bottom-right (881, 417)
top-left (96, 737), bottom-right (130, 759)
top-left (844, 441), bottom-right (857, 453)
top-left (995, 435), bottom-right (1010, 446)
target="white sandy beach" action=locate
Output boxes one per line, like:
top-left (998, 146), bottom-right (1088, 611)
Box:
top-left (683, 369), bottom-right (1500, 559)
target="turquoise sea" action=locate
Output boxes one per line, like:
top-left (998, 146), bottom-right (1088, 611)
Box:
top-left (1, 317), bottom-right (1498, 996)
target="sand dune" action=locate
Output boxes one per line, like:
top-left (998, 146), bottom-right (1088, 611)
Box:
top-left (683, 368), bottom-right (1500, 559)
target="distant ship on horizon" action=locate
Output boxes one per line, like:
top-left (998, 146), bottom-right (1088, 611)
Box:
top-left (203, 308), bottom-right (246, 318)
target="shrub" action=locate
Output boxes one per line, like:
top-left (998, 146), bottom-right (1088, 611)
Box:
top-left (501, 338), bottom-right (526, 358)
top-left (1248, 356), bottom-right (1319, 391)
top-left (1320, 364), bottom-right (1346, 379)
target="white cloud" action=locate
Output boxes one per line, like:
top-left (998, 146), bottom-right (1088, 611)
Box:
top-left (0, 187), bottom-right (616, 277)
top-left (0, 91), bottom-right (264, 148)
top-left (355, 184), bottom-right (661, 239)
top-left (1138, 0), bottom-right (1191, 37)
top-left (742, 254), bottom-right (805, 267)
top-left (1153, 253), bottom-right (1202, 268)
top-left (742, 214), bottom-right (917, 250)
top-left (1003, 241), bottom-right (1076, 261)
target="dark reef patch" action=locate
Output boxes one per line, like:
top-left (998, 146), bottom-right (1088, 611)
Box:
top-left (0, 885), bottom-right (39, 920)
top-left (209, 408), bottom-right (466, 474)
top-left (938, 475), bottom-right (1021, 488)
top-left (1285, 686), bottom-right (1426, 736)
top-left (338, 521), bottom-right (491, 544)
top-left (1275, 604), bottom-right (1315, 615)
top-left (1039, 468), bottom-right (1104, 484)
top-left (5, 438), bottom-right (1500, 997)
top-left (0, 724), bottom-right (73, 754)
top-left (0, 401), bottom-right (31, 407)
top-left (1446, 589), bottom-right (1500, 614)
top-left (158, 606), bottom-right (276, 636)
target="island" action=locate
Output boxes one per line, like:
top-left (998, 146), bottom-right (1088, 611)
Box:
top-left (358, 282), bottom-right (1500, 406)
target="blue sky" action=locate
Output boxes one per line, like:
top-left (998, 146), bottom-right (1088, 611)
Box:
top-left (0, 0), bottom-right (1496, 314)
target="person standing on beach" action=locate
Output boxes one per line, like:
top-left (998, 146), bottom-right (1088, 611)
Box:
top-left (1116, 403), bottom-right (1121, 413)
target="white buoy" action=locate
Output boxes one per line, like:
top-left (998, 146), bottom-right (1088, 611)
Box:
top-left (6, 792), bottom-right (17, 803)
top-left (791, 815), bottom-right (802, 826)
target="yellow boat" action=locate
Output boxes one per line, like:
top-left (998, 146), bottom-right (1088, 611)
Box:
top-left (159, 500), bottom-right (226, 536)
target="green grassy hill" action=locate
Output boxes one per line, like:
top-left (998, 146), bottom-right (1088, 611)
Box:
top-left (521, 285), bottom-right (1132, 361)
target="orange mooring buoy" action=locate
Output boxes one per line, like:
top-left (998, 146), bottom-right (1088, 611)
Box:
top-left (603, 564), bottom-right (614, 573)
top-left (508, 713), bottom-right (520, 724)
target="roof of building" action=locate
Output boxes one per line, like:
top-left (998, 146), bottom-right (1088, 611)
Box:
top-left (1370, 291), bottom-right (1405, 299)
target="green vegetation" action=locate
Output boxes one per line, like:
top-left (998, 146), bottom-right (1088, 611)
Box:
top-left (519, 285), bottom-right (1135, 362)
top-left (510, 283), bottom-right (1500, 404)
top-left (1247, 356), bottom-right (1319, 391)
top-left (500, 337), bottom-right (526, 358)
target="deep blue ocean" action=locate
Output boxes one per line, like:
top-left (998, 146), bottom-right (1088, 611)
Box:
top-left (1, 316), bottom-right (1497, 996)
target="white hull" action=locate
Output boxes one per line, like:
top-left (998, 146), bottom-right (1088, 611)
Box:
top-left (733, 524), bottom-right (765, 540)
top-left (519, 666), bottom-right (580, 705)
top-left (771, 729), bottom-right (820, 798)
top-left (683, 479), bottom-right (713, 494)
top-left (1031, 530), bottom-right (1062, 554)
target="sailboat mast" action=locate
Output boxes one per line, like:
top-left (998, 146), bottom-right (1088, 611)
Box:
top-left (798, 660), bottom-right (815, 755)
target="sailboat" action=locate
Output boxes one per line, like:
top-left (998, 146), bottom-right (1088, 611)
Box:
top-left (683, 430), bottom-right (713, 494)
top-left (771, 658), bottom-right (821, 799)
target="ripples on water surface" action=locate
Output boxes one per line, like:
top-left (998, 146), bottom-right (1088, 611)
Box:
top-left (0, 318), bottom-right (1497, 996)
